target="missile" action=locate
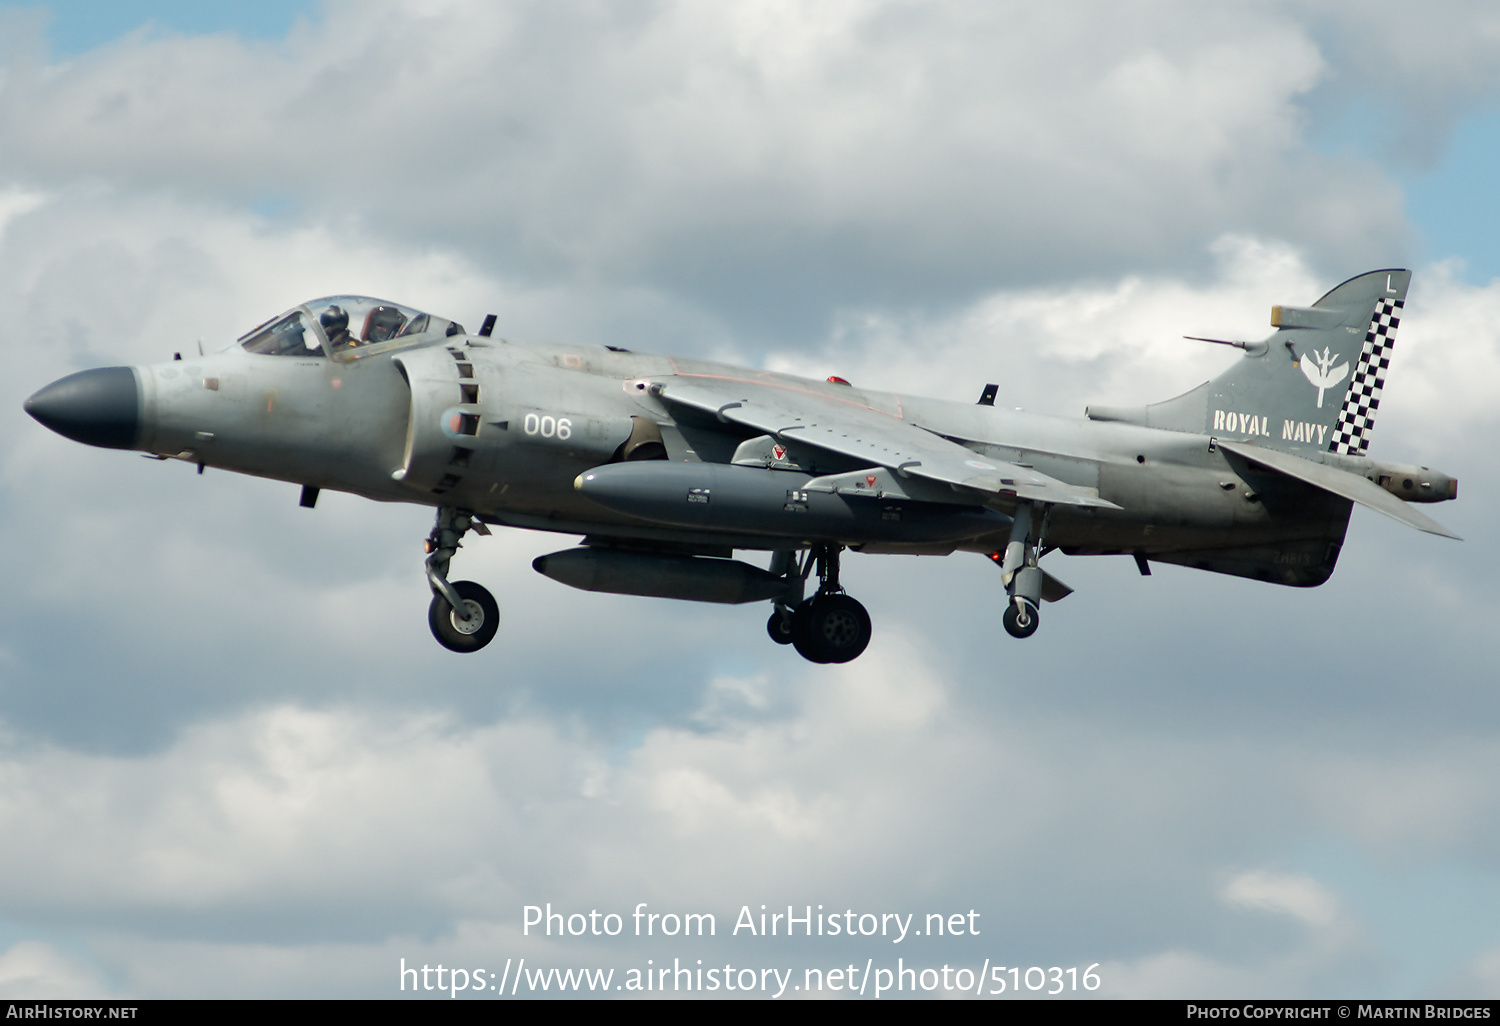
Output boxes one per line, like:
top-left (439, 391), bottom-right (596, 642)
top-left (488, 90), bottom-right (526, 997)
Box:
top-left (573, 461), bottom-right (1005, 544)
top-left (532, 547), bottom-right (788, 604)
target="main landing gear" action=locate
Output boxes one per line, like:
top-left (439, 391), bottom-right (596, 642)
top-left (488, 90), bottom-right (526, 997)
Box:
top-left (768, 545), bottom-right (872, 664)
top-left (425, 507), bottom-right (499, 653)
top-left (999, 500), bottom-right (1045, 639)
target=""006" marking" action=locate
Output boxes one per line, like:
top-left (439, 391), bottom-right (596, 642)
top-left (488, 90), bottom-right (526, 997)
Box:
top-left (523, 413), bottom-right (572, 440)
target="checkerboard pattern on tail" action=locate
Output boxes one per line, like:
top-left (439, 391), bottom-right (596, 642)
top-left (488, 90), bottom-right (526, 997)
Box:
top-left (1329, 297), bottom-right (1402, 456)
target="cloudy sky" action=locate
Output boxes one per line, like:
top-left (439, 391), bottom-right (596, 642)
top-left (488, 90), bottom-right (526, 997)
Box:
top-left (1, 0), bottom-right (1499, 1000)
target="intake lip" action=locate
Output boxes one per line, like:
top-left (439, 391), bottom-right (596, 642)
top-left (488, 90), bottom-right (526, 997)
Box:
top-left (24, 366), bottom-right (142, 449)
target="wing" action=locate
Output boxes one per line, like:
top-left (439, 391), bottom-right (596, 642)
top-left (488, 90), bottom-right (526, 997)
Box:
top-left (653, 378), bottom-right (1119, 509)
top-left (1217, 440), bottom-right (1460, 539)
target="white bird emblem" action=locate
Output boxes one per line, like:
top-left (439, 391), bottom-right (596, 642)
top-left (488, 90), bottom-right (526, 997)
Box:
top-left (1299, 346), bottom-right (1349, 408)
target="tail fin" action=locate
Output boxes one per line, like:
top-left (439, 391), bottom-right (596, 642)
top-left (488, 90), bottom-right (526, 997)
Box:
top-left (1088, 269), bottom-right (1410, 457)
top-left (1323, 272), bottom-right (1407, 455)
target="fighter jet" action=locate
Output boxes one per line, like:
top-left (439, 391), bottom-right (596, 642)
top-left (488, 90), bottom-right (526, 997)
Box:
top-left (25, 270), bottom-right (1458, 664)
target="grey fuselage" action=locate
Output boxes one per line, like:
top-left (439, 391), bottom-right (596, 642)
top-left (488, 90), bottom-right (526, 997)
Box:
top-left (128, 324), bottom-right (1362, 586)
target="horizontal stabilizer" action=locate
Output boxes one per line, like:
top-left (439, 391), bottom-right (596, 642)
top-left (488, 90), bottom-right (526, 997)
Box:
top-left (1217, 441), bottom-right (1460, 540)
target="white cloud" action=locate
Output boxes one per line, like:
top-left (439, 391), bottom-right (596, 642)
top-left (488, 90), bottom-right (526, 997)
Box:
top-left (1377, 263), bottom-right (1500, 453)
top-left (0, 186), bottom-right (44, 240)
top-left (1222, 870), bottom-right (1341, 928)
top-left (0, 617), bottom-right (1485, 996)
top-left (0, 0), bottom-right (1437, 314)
top-left (0, 942), bottom-right (110, 999)
top-left (765, 233), bottom-right (1322, 412)
top-left (1452, 945), bottom-right (1500, 997)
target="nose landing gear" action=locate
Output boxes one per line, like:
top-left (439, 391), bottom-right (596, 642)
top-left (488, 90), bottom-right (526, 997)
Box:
top-left (424, 507), bottom-right (498, 652)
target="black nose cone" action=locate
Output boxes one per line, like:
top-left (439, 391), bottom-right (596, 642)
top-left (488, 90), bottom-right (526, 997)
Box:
top-left (25, 367), bottom-right (142, 449)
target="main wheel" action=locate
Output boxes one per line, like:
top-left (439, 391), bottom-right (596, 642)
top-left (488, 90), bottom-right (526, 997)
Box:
top-left (791, 594), bottom-right (872, 664)
top-left (1003, 596), bottom-right (1039, 639)
top-left (767, 609), bottom-right (795, 645)
top-left (428, 580), bottom-right (500, 653)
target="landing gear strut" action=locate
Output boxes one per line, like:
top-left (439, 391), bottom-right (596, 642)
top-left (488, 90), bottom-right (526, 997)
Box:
top-left (1000, 501), bottom-right (1046, 639)
top-left (774, 545), bottom-right (872, 664)
top-left (424, 507), bottom-right (498, 653)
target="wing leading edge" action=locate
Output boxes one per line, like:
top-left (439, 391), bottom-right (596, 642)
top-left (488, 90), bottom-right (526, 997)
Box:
top-left (654, 380), bottom-right (1119, 510)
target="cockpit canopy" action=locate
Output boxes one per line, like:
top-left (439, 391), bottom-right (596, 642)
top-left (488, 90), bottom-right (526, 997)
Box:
top-left (238, 297), bottom-right (465, 359)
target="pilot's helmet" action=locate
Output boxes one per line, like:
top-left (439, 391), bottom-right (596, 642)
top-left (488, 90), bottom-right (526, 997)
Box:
top-left (320, 305), bottom-right (349, 337)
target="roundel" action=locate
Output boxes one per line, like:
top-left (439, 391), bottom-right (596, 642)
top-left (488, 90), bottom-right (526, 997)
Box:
top-left (440, 407), bottom-right (479, 440)
top-left (964, 459), bottom-right (997, 471)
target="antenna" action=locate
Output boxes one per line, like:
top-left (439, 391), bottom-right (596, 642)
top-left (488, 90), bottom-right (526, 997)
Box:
top-left (1184, 335), bottom-right (1250, 350)
top-left (1184, 335), bottom-right (1268, 357)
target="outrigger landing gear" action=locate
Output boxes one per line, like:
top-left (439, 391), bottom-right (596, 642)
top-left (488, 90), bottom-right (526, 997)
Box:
top-left (776, 544), bottom-right (872, 664)
top-left (1000, 501), bottom-right (1046, 639)
top-left (767, 550), bottom-right (800, 646)
top-left (424, 507), bottom-right (498, 653)
top-left (767, 609), bottom-right (796, 645)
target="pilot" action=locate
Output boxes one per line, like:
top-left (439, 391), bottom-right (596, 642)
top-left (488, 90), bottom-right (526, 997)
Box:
top-left (320, 305), bottom-right (356, 351)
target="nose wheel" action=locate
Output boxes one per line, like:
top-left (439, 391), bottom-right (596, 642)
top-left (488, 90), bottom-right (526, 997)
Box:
top-left (423, 507), bottom-right (499, 653)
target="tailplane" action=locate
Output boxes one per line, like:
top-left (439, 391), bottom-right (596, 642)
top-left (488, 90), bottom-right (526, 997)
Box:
top-left (1087, 269), bottom-right (1410, 457)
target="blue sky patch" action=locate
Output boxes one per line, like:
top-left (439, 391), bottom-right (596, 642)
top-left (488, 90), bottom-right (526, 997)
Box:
top-left (1401, 106), bottom-right (1500, 284)
top-left (17, 0), bottom-right (318, 56)
top-left (1300, 839), bottom-right (1500, 995)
